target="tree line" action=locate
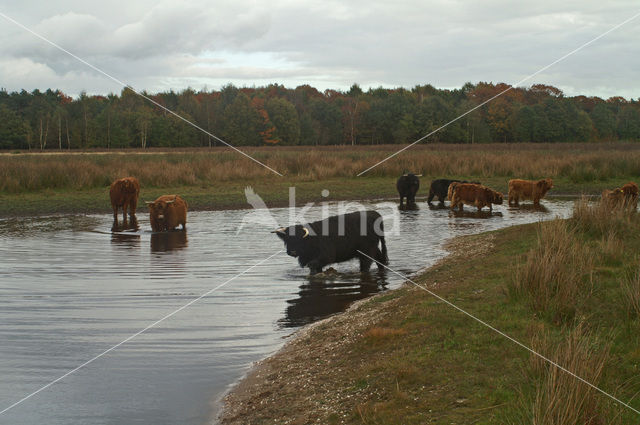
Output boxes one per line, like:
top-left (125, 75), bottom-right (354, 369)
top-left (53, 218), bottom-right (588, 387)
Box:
top-left (1, 82), bottom-right (639, 150)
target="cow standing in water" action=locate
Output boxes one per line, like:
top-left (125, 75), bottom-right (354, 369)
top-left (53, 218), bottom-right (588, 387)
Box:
top-left (428, 178), bottom-right (481, 205)
top-left (508, 178), bottom-right (553, 206)
top-left (110, 177), bottom-right (140, 230)
top-left (146, 195), bottom-right (188, 232)
top-left (450, 183), bottom-right (503, 212)
top-left (396, 173), bottom-right (421, 207)
top-left (273, 210), bottom-right (388, 275)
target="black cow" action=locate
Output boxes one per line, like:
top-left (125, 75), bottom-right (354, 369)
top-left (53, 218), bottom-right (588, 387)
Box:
top-left (273, 210), bottom-right (388, 275)
top-left (397, 173), bottom-right (421, 206)
top-left (428, 178), bottom-right (480, 204)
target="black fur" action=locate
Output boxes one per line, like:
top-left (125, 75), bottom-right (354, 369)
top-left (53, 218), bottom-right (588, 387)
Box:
top-left (275, 211), bottom-right (388, 275)
top-left (428, 178), bottom-right (481, 204)
top-left (396, 174), bottom-right (420, 206)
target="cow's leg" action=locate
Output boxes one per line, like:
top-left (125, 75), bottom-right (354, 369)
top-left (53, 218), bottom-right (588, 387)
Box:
top-left (122, 202), bottom-right (128, 225)
top-left (399, 196), bottom-right (404, 207)
top-left (359, 251), bottom-right (374, 272)
top-left (112, 206), bottom-right (119, 230)
top-left (129, 198), bottom-right (137, 220)
top-left (427, 190), bottom-right (434, 204)
top-left (307, 260), bottom-right (323, 275)
top-left (372, 247), bottom-right (387, 272)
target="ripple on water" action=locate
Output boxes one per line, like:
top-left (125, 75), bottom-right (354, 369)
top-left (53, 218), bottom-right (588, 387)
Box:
top-left (0, 200), bottom-right (574, 425)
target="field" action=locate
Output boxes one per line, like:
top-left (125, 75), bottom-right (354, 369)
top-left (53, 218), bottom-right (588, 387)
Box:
top-left (1, 142), bottom-right (640, 216)
top-left (222, 198), bottom-right (640, 424)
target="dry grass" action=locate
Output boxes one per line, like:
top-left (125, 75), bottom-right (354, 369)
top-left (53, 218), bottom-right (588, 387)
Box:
top-left (526, 324), bottom-right (617, 425)
top-left (621, 268), bottom-right (640, 318)
top-left (2, 143), bottom-right (640, 193)
top-left (363, 327), bottom-right (407, 340)
top-left (571, 197), bottom-right (636, 239)
top-left (511, 219), bottom-right (594, 322)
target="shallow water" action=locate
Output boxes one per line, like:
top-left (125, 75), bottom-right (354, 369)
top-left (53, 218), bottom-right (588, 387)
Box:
top-left (0, 200), bottom-right (573, 425)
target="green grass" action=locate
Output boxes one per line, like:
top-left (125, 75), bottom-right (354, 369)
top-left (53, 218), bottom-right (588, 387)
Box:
top-left (275, 209), bottom-right (640, 423)
top-left (0, 174), bottom-right (635, 218)
top-left (2, 143), bottom-right (640, 217)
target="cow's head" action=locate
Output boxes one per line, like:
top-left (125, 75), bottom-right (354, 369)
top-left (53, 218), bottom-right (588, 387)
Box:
top-left (537, 178), bottom-right (553, 193)
top-left (121, 178), bottom-right (138, 193)
top-left (146, 197), bottom-right (177, 221)
top-left (272, 225), bottom-right (311, 258)
top-left (622, 182), bottom-right (639, 197)
top-left (491, 190), bottom-right (504, 205)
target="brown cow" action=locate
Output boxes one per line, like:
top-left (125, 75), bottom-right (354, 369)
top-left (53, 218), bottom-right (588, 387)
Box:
top-left (447, 181), bottom-right (461, 202)
top-left (450, 183), bottom-right (503, 212)
top-left (508, 178), bottom-right (553, 206)
top-left (146, 195), bottom-right (188, 232)
top-left (602, 182), bottom-right (639, 210)
top-left (109, 177), bottom-right (140, 227)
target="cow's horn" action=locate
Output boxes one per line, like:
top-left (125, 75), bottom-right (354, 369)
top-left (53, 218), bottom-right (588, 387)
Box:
top-left (302, 227), bottom-right (309, 238)
top-left (144, 201), bottom-right (153, 205)
top-left (415, 174), bottom-right (422, 177)
top-left (271, 227), bottom-right (286, 234)
top-left (166, 199), bottom-right (175, 204)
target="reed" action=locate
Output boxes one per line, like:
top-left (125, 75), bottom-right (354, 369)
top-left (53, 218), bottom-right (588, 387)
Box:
top-left (570, 197), bottom-right (636, 239)
top-left (510, 219), bottom-right (594, 322)
top-left (620, 268), bottom-right (640, 319)
top-left (527, 324), bottom-right (616, 425)
top-left (1, 143), bottom-right (640, 193)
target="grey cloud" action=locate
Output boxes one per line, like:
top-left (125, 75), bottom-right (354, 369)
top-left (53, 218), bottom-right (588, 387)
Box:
top-left (0, 0), bottom-right (639, 98)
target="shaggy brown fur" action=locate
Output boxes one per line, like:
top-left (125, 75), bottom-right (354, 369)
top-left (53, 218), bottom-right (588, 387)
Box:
top-left (147, 195), bottom-right (188, 232)
top-left (450, 183), bottom-right (503, 212)
top-left (602, 182), bottom-right (639, 210)
top-left (109, 177), bottom-right (140, 225)
top-left (508, 178), bottom-right (553, 206)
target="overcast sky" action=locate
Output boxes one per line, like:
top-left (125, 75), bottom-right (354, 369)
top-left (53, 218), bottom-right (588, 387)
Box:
top-left (0, 1), bottom-right (639, 99)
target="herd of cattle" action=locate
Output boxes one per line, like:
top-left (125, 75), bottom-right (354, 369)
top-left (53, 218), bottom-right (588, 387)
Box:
top-left (108, 174), bottom-right (639, 275)
top-left (397, 173), bottom-right (557, 211)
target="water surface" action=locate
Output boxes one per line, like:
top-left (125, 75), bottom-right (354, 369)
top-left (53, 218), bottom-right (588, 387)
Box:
top-left (0, 200), bottom-right (573, 425)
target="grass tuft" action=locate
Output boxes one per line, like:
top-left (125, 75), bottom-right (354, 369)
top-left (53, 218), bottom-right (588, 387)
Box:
top-left (512, 324), bottom-right (618, 425)
top-left (510, 219), bottom-right (594, 322)
top-left (621, 268), bottom-right (640, 319)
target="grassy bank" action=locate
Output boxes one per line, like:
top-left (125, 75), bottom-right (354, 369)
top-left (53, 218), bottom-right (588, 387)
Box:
top-left (2, 143), bottom-right (640, 217)
top-left (221, 199), bottom-right (640, 424)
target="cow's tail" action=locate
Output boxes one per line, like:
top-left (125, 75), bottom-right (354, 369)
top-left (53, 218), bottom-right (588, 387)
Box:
top-left (380, 235), bottom-right (389, 265)
top-left (379, 217), bottom-right (389, 266)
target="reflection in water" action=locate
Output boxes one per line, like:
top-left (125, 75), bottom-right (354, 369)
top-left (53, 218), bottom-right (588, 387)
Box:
top-left (0, 202), bottom-right (575, 425)
top-left (279, 272), bottom-right (388, 328)
top-left (449, 210), bottom-right (503, 219)
top-left (111, 217), bottom-right (139, 232)
top-left (110, 232), bottom-right (141, 249)
top-left (398, 203), bottom-right (420, 211)
top-left (427, 203), bottom-right (450, 211)
top-left (150, 231), bottom-right (188, 252)
top-left (508, 204), bottom-right (550, 213)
